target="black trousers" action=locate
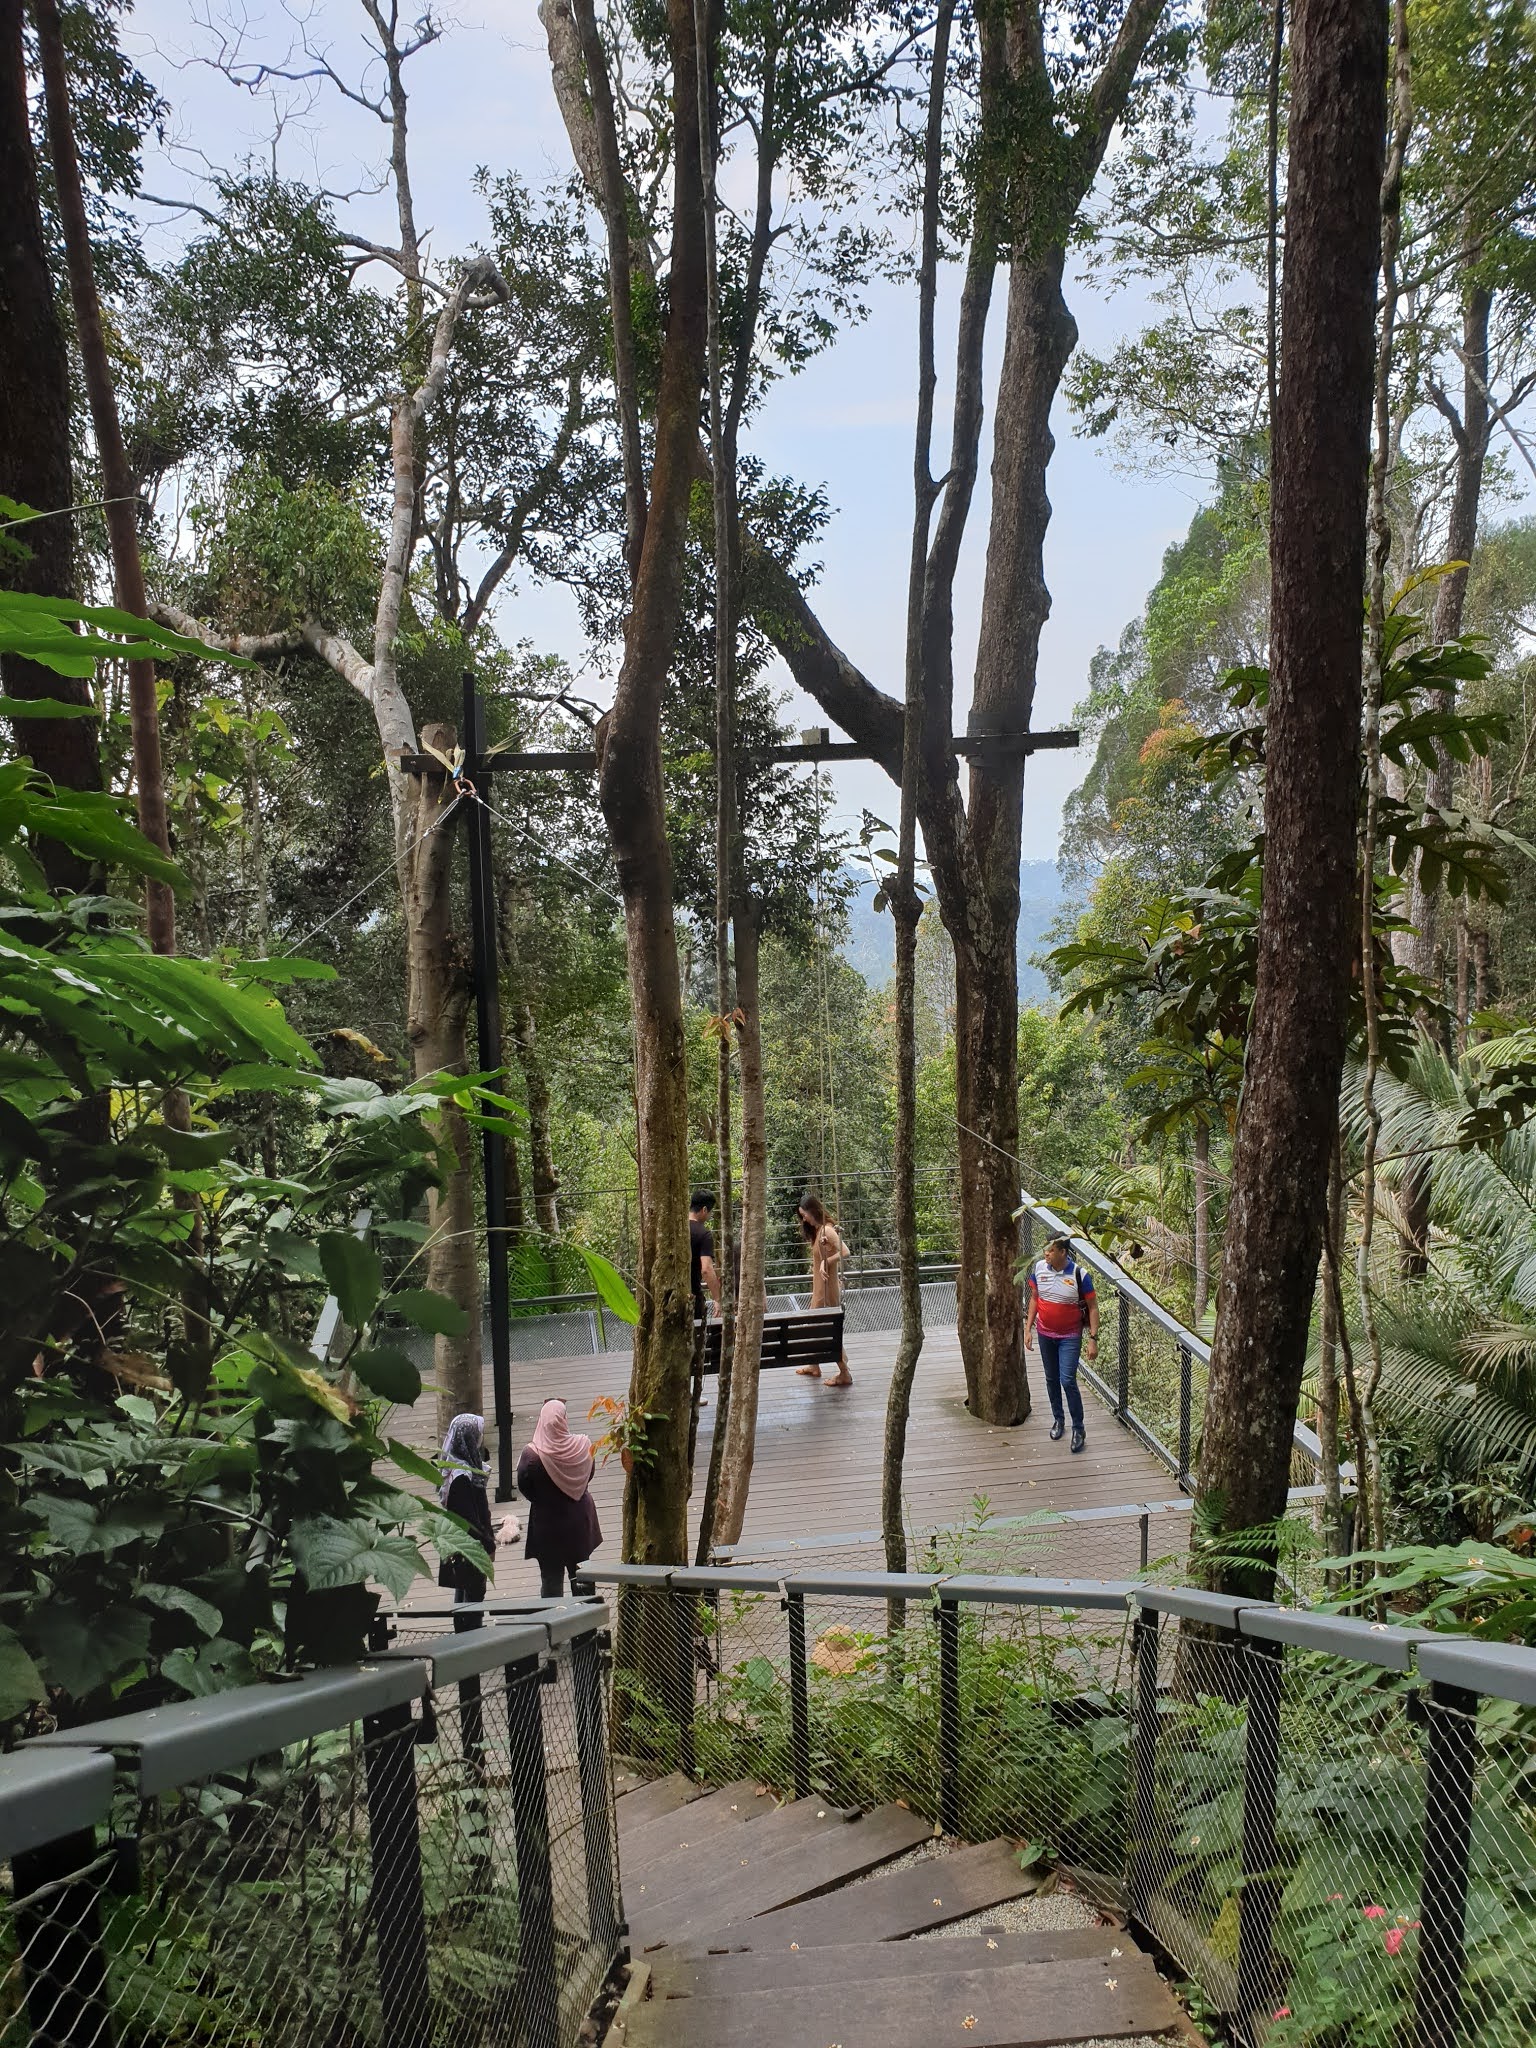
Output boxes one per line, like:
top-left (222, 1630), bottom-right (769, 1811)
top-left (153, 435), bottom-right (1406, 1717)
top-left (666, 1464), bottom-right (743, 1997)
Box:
top-left (539, 1559), bottom-right (575, 1599)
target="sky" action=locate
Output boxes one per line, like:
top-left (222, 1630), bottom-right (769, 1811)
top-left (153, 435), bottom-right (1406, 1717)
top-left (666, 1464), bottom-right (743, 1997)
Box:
top-left (126, 0), bottom-right (1213, 864)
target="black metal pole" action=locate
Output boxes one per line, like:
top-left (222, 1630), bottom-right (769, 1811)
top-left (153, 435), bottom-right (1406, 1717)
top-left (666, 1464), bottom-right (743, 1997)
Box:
top-left (1416, 1681), bottom-right (1480, 2048)
top-left (1237, 1638), bottom-right (1284, 2042)
top-left (671, 1585), bottom-right (697, 1777)
top-left (786, 1592), bottom-right (811, 1800)
top-left (1177, 1344), bottom-right (1193, 1489)
top-left (505, 1658), bottom-right (561, 2048)
top-left (938, 1597), bottom-right (961, 1836)
top-left (572, 1628), bottom-right (623, 1961)
top-left (361, 1700), bottom-right (433, 2048)
top-left (1128, 1606), bottom-right (1161, 1934)
top-left (1117, 1292), bottom-right (1131, 1418)
top-left (462, 669), bottom-right (515, 1501)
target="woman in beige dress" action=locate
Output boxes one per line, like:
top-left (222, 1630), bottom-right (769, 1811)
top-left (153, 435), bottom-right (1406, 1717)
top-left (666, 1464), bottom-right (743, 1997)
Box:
top-left (793, 1192), bottom-right (852, 1386)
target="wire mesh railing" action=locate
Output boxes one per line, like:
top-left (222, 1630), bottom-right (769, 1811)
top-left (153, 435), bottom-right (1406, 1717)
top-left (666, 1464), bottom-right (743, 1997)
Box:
top-left (578, 1562), bottom-right (1536, 2048)
top-left (0, 1601), bottom-right (620, 2048)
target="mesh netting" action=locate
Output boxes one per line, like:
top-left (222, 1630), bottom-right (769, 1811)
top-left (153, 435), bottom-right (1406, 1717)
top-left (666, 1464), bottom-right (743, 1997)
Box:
top-left (1, 1628), bottom-right (619, 2048)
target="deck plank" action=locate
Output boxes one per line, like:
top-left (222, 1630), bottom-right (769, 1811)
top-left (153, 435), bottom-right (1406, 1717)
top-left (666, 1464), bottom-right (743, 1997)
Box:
top-left (617, 1778), bottom-right (778, 1866)
top-left (628, 1800), bottom-right (860, 1921)
top-left (699, 1837), bottom-right (1045, 1950)
top-left (629, 1804), bottom-right (932, 1953)
top-left (646, 1928), bottom-right (1122, 1996)
top-left (624, 1949), bottom-right (1184, 2046)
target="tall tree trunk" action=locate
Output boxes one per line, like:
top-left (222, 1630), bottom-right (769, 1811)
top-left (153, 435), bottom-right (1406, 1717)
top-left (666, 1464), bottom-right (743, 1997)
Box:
top-left (885, 0), bottom-right (951, 1581)
top-left (33, 0), bottom-right (172, 949)
top-left (1194, 0), bottom-right (1386, 1594)
top-left (1192, 1120), bottom-right (1212, 1322)
top-left (409, 731), bottom-right (480, 1431)
top-left (1318, 1134), bottom-right (1345, 1581)
top-left (1398, 270), bottom-right (1491, 1271)
top-left (598, 0), bottom-right (708, 1577)
top-left (696, 3), bottom-right (738, 1562)
top-left (515, 998), bottom-right (561, 1236)
top-left (713, 893), bottom-right (765, 1546)
top-left (0, 0), bottom-right (101, 880)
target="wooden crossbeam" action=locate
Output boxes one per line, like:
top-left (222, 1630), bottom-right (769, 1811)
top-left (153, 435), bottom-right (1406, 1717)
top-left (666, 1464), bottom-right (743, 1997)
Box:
top-left (394, 728), bottom-right (1080, 775)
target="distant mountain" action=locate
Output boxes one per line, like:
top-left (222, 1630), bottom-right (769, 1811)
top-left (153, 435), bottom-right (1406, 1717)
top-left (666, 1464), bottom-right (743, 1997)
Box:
top-left (842, 859), bottom-right (1066, 1000)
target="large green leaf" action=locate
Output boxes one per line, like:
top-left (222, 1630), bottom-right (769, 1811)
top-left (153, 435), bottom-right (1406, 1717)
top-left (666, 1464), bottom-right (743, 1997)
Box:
top-left (581, 1247), bottom-right (640, 1326)
top-left (350, 1346), bottom-right (421, 1405)
top-left (29, 1602), bottom-right (152, 1698)
top-left (388, 1286), bottom-right (470, 1338)
top-left (289, 1516), bottom-right (425, 1601)
top-left (387, 1436), bottom-right (443, 1485)
top-left (0, 695), bottom-right (100, 719)
top-left (0, 1626), bottom-right (45, 1720)
top-left (140, 1583), bottom-right (223, 1638)
top-left (318, 1229), bottom-right (383, 1329)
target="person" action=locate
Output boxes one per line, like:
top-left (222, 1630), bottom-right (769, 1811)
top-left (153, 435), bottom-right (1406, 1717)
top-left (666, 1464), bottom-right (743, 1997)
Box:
top-left (1024, 1233), bottom-right (1099, 1453)
top-left (690, 1190), bottom-right (721, 1323)
top-left (794, 1191), bottom-right (852, 1387)
top-left (517, 1397), bottom-right (602, 1599)
top-left (436, 1413), bottom-right (519, 1615)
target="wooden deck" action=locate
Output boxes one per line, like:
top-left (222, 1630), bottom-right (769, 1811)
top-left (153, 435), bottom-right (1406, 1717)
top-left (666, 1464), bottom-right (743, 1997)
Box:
top-left (393, 1321), bottom-right (1182, 1608)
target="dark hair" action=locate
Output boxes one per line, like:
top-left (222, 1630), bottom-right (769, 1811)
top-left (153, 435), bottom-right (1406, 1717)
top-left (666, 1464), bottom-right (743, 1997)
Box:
top-left (1047, 1233), bottom-right (1073, 1252)
top-left (690, 1190), bottom-right (716, 1213)
top-left (797, 1191), bottom-right (831, 1227)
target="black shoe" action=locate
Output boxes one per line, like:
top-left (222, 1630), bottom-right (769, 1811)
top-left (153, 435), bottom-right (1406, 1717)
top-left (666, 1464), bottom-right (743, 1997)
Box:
top-left (1049, 1418), bottom-right (1065, 1441)
top-left (1070, 1428), bottom-right (1086, 1454)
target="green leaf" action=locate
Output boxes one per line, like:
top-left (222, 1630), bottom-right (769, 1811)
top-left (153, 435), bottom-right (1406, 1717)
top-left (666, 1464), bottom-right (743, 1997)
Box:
top-left (0, 696), bottom-right (100, 719)
top-left (210, 1063), bottom-right (322, 1096)
top-left (350, 1346), bottom-right (422, 1405)
top-left (388, 1286), bottom-right (470, 1338)
top-left (266, 1230), bottom-right (327, 1282)
top-left (0, 1625), bottom-right (46, 1720)
top-left (140, 1583), bottom-right (223, 1638)
top-left (29, 1601), bottom-right (152, 1698)
top-left (388, 1436), bottom-right (444, 1485)
top-left (289, 1516), bottom-right (425, 1601)
top-left (318, 1229), bottom-right (382, 1329)
top-left (580, 1248), bottom-right (640, 1327)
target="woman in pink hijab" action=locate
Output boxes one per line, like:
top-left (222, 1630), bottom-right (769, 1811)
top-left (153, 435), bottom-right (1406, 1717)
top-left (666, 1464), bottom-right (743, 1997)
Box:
top-left (517, 1398), bottom-right (601, 1598)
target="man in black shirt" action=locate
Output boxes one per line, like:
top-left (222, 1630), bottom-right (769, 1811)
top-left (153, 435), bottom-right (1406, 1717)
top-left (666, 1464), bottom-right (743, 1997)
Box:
top-left (689, 1191), bottom-right (720, 1324)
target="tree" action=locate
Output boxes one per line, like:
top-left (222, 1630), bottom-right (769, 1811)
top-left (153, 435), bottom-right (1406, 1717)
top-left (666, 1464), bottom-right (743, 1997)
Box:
top-left (544, 0), bottom-right (710, 1574)
top-left (0, 0), bottom-right (102, 891)
top-left (1193, 0), bottom-right (1386, 1591)
top-left (753, 0), bottom-right (1184, 1424)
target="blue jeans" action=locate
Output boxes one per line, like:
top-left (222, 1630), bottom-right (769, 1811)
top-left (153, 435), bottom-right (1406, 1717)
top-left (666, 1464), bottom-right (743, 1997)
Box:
top-left (1038, 1332), bottom-right (1085, 1431)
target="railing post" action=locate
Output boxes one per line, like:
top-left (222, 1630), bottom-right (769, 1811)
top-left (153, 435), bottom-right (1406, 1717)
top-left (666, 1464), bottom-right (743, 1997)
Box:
top-left (1128, 1604), bottom-right (1161, 1932)
top-left (10, 1833), bottom-right (114, 2048)
top-left (671, 1584), bottom-right (697, 1777)
top-left (1237, 1637), bottom-right (1284, 2042)
top-left (1176, 1343), bottom-right (1193, 1488)
top-left (1416, 1681), bottom-right (1480, 2048)
top-left (361, 1698), bottom-right (433, 2048)
top-left (1117, 1290), bottom-right (1131, 1418)
top-left (572, 1627), bottom-right (622, 1962)
top-left (1139, 1511), bottom-right (1150, 1573)
top-left (938, 1595), bottom-right (961, 1836)
top-left (505, 1656), bottom-right (561, 2048)
top-left (1021, 1209), bottom-right (1034, 1263)
top-left (786, 1590), bottom-right (812, 1800)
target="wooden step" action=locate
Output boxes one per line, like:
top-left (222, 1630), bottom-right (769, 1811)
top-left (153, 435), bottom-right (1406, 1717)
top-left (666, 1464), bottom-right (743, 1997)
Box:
top-left (628, 1799), bottom-right (859, 1919)
top-left (623, 1947), bottom-right (1184, 2047)
top-left (649, 1927), bottom-right (1126, 1997)
top-left (619, 1779), bottom-right (778, 1868)
top-left (613, 1772), bottom-right (702, 1828)
top-left (630, 1804), bottom-right (932, 1953)
top-left (699, 1838), bottom-right (1043, 1951)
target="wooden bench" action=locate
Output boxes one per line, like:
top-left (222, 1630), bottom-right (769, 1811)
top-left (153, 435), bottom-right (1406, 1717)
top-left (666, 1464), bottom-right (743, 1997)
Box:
top-left (699, 1309), bottom-right (844, 1375)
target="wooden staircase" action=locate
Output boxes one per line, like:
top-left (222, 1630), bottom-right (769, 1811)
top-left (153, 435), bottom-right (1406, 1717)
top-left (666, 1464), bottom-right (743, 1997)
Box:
top-left (611, 1772), bottom-right (1190, 2048)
